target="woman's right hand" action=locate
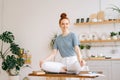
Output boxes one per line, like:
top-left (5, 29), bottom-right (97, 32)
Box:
top-left (79, 59), bottom-right (86, 67)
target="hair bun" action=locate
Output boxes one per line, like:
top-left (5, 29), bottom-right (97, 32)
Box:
top-left (60, 13), bottom-right (67, 19)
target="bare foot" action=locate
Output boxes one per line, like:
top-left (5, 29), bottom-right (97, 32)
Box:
top-left (60, 67), bottom-right (67, 72)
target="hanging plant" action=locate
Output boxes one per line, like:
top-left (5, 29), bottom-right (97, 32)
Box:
top-left (50, 34), bottom-right (58, 49)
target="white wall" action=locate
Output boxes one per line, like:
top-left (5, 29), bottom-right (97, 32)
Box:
top-left (0, 0), bottom-right (120, 80)
top-left (0, 0), bottom-right (2, 32)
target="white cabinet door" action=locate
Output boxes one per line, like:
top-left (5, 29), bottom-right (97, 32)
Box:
top-left (87, 61), bottom-right (112, 80)
top-left (112, 61), bottom-right (120, 80)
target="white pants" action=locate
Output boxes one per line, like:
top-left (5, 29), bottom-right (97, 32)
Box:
top-left (61, 56), bottom-right (82, 73)
top-left (41, 56), bottom-right (88, 73)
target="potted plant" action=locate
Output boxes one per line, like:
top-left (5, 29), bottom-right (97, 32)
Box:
top-left (118, 31), bottom-right (120, 35)
top-left (79, 44), bottom-right (91, 50)
top-left (79, 44), bottom-right (85, 50)
top-left (0, 31), bottom-right (24, 76)
top-left (110, 32), bottom-right (117, 40)
top-left (85, 44), bottom-right (91, 58)
top-left (86, 44), bottom-right (91, 50)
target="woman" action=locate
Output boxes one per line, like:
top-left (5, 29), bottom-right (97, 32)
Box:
top-left (40, 13), bottom-right (86, 73)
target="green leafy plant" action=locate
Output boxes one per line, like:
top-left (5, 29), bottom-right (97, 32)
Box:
top-left (109, 5), bottom-right (120, 13)
top-left (110, 32), bottom-right (117, 37)
top-left (79, 45), bottom-right (85, 50)
top-left (118, 31), bottom-right (120, 35)
top-left (0, 31), bottom-right (24, 76)
top-left (79, 44), bottom-right (91, 50)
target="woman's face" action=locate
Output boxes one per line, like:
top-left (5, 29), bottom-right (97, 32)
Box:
top-left (59, 19), bottom-right (70, 32)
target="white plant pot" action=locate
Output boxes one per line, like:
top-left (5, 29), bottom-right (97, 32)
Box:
top-left (9, 75), bottom-right (19, 80)
top-left (118, 35), bottom-right (120, 39)
top-left (112, 36), bottom-right (118, 40)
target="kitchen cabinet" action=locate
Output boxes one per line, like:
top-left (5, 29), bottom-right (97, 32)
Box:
top-left (111, 61), bottom-right (120, 80)
top-left (87, 60), bottom-right (112, 80)
top-left (87, 60), bottom-right (120, 80)
top-left (75, 20), bottom-right (120, 80)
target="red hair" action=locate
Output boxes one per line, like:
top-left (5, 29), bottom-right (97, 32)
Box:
top-left (59, 13), bottom-right (70, 24)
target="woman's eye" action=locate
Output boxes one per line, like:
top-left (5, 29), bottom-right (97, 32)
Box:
top-left (66, 23), bottom-right (68, 25)
top-left (61, 23), bottom-right (68, 25)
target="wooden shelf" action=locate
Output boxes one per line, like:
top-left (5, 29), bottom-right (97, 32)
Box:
top-left (74, 20), bottom-right (120, 26)
top-left (80, 39), bottom-right (120, 43)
